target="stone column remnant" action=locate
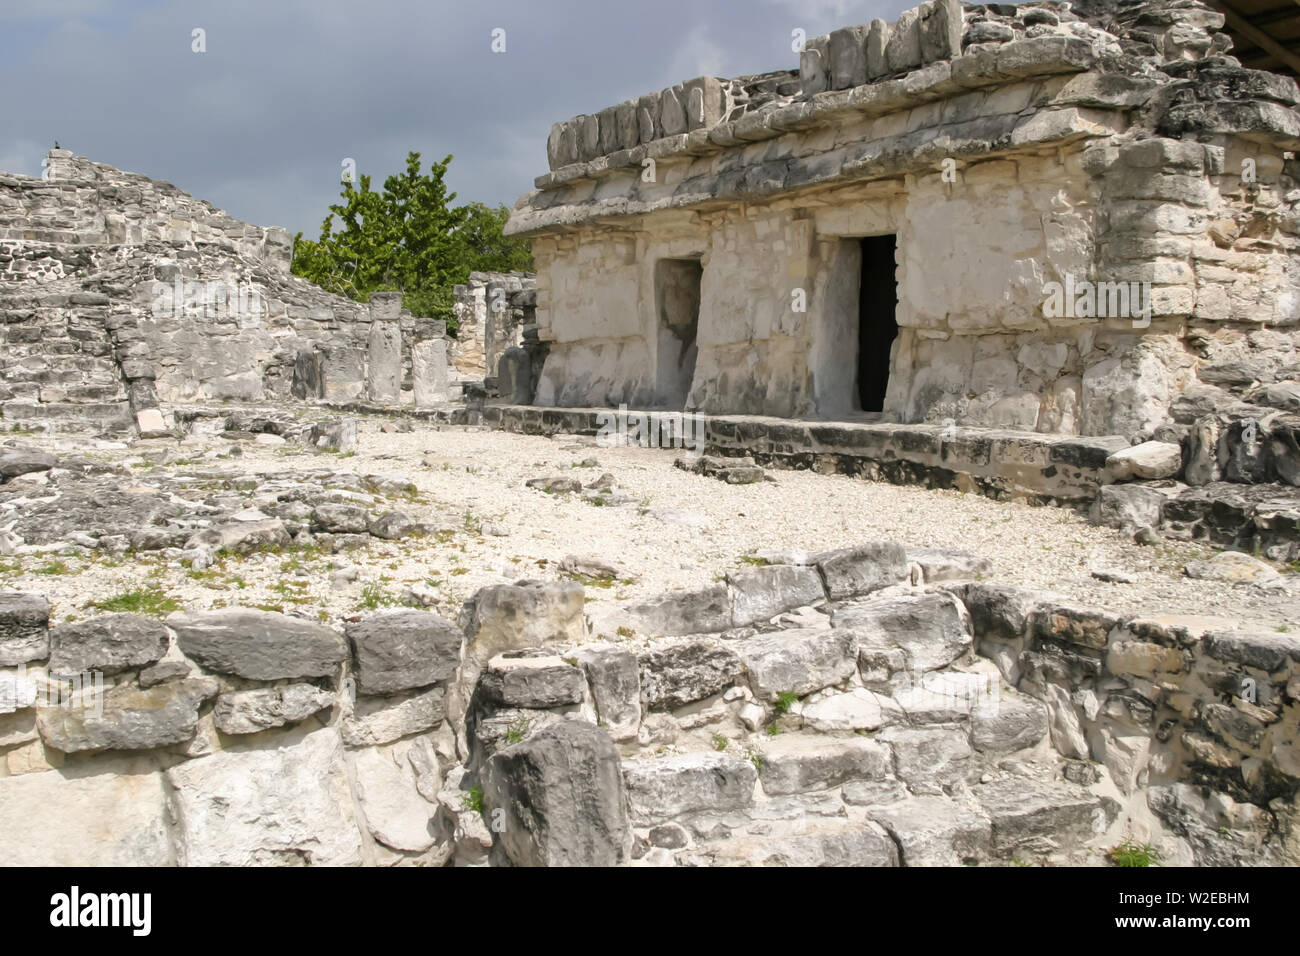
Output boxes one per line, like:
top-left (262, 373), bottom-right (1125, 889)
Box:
top-left (413, 320), bottom-right (450, 408)
top-left (366, 292), bottom-right (403, 405)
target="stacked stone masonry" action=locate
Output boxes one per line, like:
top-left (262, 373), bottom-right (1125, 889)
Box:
top-left (0, 152), bottom-right (507, 433)
top-left (507, 0), bottom-right (1300, 476)
top-left (1, 537), bottom-right (1295, 866)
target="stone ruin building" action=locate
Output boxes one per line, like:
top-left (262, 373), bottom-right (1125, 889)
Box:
top-left (507, 0), bottom-right (1300, 442)
top-left (0, 149), bottom-right (538, 434)
top-left (1, 0), bottom-right (1300, 871)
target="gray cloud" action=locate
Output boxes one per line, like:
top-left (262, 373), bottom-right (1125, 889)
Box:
top-left (0, 0), bottom-right (907, 236)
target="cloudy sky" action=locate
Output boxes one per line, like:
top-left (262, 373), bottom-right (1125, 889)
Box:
top-left (0, 0), bottom-right (911, 237)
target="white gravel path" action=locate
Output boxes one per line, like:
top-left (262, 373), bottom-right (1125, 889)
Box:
top-left (4, 417), bottom-right (1297, 632)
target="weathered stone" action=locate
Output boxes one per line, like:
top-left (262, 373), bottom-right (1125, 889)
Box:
top-left (869, 795), bottom-right (993, 866)
top-left (352, 744), bottom-right (438, 853)
top-left (638, 641), bottom-right (744, 710)
top-left (184, 517), bottom-right (291, 555)
top-left (0, 446), bottom-right (56, 481)
top-left (877, 725), bottom-right (973, 792)
top-left (0, 768), bottom-right (172, 865)
top-left (412, 337), bottom-right (450, 408)
top-left (479, 652), bottom-right (586, 709)
top-left (800, 688), bottom-right (893, 733)
top-left (906, 546), bottom-right (993, 583)
top-left (311, 503), bottom-right (369, 534)
top-left (1106, 441), bottom-right (1183, 480)
top-left (213, 683), bottom-right (335, 735)
top-left (341, 685), bottom-right (446, 747)
top-left (694, 821), bottom-right (899, 867)
top-left (167, 728), bottom-right (364, 866)
top-left (970, 694), bottom-right (1049, 753)
top-left (757, 735), bottom-right (890, 795)
top-left (1184, 551), bottom-right (1280, 583)
top-left (976, 775), bottom-right (1106, 858)
top-left (346, 609), bottom-right (462, 695)
top-left (624, 584), bottom-right (732, 636)
top-left (368, 510), bottom-right (418, 540)
top-left (47, 613), bottom-right (170, 676)
top-left (482, 720), bottom-right (629, 866)
top-left (1088, 483), bottom-right (1170, 530)
top-left (0, 592), bottom-right (50, 666)
top-left (169, 608), bottom-right (347, 680)
top-left (814, 543), bottom-right (910, 600)
top-left (308, 419), bottom-right (358, 453)
top-left (623, 751), bottom-right (758, 825)
top-left (727, 564), bottom-right (825, 626)
top-left (37, 677), bottom-right (217, 753)
top-left (834, 591), bottom-right (972, 672)
top-left (576, 644), bottom-right (641, 741)
top-left (738, 627), bottom-right (857, 701)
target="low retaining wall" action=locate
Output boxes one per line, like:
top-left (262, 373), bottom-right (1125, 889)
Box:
top-left (1, 538), bottom-right (1295, 866)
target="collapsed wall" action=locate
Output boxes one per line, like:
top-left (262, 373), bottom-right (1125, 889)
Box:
top-left (506, 0), bottom-right (1300, 449)
top-left (0, 151), bottom-right (497, 433)
top-left (0, 539), bottom-right (1295, 866)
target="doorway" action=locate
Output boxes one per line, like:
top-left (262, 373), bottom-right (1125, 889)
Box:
top-left (857, 234), bottom-right (898, 413)
top-left (654, 258), bottom-right (701, 408)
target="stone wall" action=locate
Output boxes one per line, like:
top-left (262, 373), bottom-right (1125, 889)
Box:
top-left (509, 1), bottom-right (1300, 446)
top-left (451, 271), bottom-right (537, 379)
top-left (0, 151), bottom-right (466, 432)
top-left (1, 536), bottom-right (1295, 866)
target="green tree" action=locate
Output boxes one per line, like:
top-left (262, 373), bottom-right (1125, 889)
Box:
top-left (291, 152), bottom-right (532, 331)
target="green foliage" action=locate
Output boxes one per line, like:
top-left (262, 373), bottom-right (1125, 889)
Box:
top-left (358, 583), bottom-right (399, 611)
top-left (504, 715), bottom-right (530, 745)
top-left (711, 733), bottom-right (729, 752)
top-left (291, 153), bottom-right (532, 332)
top-left (463, 786), bottom-right (485, 814)
top-left (1109, 841), bottom-right (1156, 867)
top-left (89, 588), bottom-right (181, 617)
top-left (774, 691), bottom-right (799, 714)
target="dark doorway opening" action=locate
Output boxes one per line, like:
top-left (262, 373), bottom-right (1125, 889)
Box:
top-left (654, 258), bottom-right (702, 409)
top-left (857, 235), bottom-right (899, 413)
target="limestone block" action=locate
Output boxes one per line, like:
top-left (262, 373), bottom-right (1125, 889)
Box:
top-left (167, 728), bottom-right (364, 866)
top-left (483, 721), bottom-right (629, 866)
top-left (37, 678), bottom-right (218, 754)
top-left (828, 26), bottom-right (868, 91)
top-left (738, 627), bottom-right (857, 701)
top-left (598, 105), bottom-right (620, 154)
top-left (867, 19), bottom-right (892, 79)
top-left (833, 591), bottom-right (972, 673)
top-left (683, 77), bottom-right (726, 131)
top-left (800, 36), bottom-right (830, 97)
top-left (575, 644), bottom-right (641, 742)
top-left (638, 641), bottom-right (744, 711)
top-left (346, 610), bottom-right (462, 695)
top-left (341, 685), bottom-right (446, 747)
top-left (367, 318), bottom-right (402, 405)
top-left (920, 0), bottom-right (963, 62)
top-left (213, 684), bottom-right (335, 735)
top-left (885, 7), bottom-right (923, 74)
top-left (0, 592), bottom-right (50, 666)
top-left (352, 744), bottom-right (439, 853)
top-left (757, 735), bottom-right (890, 795)
top-left (659, 86), bottom-right (687, 136)
top-left (47, 613), bottom-right (169, 676)
top-left (168, 608), bottom-right (347, 681)
top-left (0, 768), bottom-right (172, 866)
top-left (637, 92), bottom-right (661, 143)
top-left (412, 337), bottom-right (449, 408)
top-left (623, 751), bottom-right (757, 825)
top-left (727, 564), bottom-right (825, 626)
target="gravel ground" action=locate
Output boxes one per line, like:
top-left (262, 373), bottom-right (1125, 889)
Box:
top-left (4, 416), bottom-right (1298, 632)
